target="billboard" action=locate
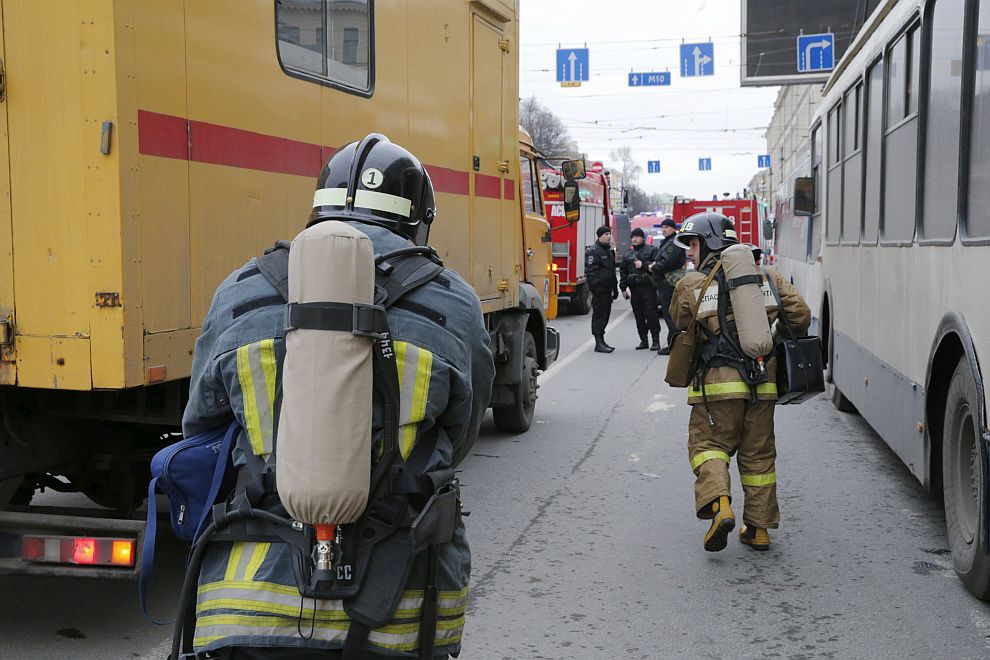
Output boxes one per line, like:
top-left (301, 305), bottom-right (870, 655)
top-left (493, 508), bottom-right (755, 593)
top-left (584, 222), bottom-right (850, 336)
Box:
top-left (740, 0), bottom-right (883, 86)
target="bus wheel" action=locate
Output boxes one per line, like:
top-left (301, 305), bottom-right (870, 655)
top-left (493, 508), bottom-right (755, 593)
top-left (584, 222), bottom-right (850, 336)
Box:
top-left (569, 284), bottom-right (591, 315)
top-left (943, 358), bottom-right (990, 600)
top-left (493, 332), bottom-right (538, 433)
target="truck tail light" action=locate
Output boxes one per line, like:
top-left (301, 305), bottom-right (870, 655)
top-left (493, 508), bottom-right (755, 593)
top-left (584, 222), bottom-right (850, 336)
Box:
top-left (22, 535), bottom-right (136, 568)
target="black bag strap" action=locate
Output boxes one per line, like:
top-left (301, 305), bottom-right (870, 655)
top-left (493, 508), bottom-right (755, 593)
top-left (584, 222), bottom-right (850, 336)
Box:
top-left (762, 267), bottom-right (797, 341)
top-left (255, 241), bottom-right (291, 301)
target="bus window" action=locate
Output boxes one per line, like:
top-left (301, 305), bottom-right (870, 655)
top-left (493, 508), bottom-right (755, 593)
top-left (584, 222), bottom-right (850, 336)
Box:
top-left (921, 0), bottom-right (964, 242)
top-left (882, 23), bottom-right (920, 244)
top-left (276, 0), bottom-right (373, 95)
top-left (826, 104), bottom-right (842, 245)
top-left (842, 81), bottom-right (863, 246)
top-left (965, 3), bottom-right (990, 240)
top-left (863, 58), bottom-right (883, 244)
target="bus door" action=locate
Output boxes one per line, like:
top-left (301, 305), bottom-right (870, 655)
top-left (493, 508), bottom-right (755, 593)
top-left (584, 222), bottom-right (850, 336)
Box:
top-left (470, 13), bottom-right (509, 301)
top-left (0, 9), bottom-right (12, 385)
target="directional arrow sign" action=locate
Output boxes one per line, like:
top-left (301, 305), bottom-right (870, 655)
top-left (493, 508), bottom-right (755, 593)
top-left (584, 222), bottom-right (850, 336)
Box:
top-left (647, 160), bottom-right (661, 174)
top-left (556, 48), bottom-right (590, 82)
top-left (698, 158), bottom-right (712, 171)
top-left (796, 33), bottom-right (834, 73)
top-left (680, 43), bottom-right (714, 77)
top-left (629, 72), bottom-right (670, 87)
top-left (758, 154), bottom-right (771, 168)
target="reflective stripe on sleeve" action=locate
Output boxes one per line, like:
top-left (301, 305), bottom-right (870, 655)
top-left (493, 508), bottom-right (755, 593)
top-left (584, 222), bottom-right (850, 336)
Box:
top-left (394, 341), bottom-right (434, 460)
top-left (236, 339), bottom-right (277, 457)
top-left (690, 450), bottom-right (731, 471)
top-left (740, 472), bottom-right (777, 487)
top-left (688, 381), bottom-right (778, 398)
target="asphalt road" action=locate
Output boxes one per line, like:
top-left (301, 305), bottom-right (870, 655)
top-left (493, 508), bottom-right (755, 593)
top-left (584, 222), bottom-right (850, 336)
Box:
top-left (1, 302), bottom-right (989, 659)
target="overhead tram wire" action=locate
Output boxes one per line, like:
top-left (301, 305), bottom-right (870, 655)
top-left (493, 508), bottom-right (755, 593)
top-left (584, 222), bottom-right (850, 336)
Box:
top-left (519, 27), bottom-right (859, 48)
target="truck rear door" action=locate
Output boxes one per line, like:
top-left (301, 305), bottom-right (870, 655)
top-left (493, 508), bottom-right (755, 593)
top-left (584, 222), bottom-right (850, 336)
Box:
top-left (0, 12), bottom-right (14, 385)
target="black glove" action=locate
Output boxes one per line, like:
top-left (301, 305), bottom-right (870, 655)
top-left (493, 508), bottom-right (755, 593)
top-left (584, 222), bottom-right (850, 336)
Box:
top-left (612, 289), bottom-right (619, 300)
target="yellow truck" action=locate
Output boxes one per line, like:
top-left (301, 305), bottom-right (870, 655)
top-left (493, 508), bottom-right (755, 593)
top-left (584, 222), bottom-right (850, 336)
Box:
top-left (0, 0), bottom-right (556, 576)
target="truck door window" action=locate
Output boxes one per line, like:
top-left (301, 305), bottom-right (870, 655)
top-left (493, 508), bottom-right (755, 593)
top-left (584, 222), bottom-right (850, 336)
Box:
top-left (276, 0), bottom-right (374, 96)
top-left (520, 156), bottom-right (543, 215)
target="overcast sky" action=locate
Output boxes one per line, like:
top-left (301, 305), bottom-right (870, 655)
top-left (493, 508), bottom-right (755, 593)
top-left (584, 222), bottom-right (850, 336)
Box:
top-left (519, 0), bottom-right (780, 200)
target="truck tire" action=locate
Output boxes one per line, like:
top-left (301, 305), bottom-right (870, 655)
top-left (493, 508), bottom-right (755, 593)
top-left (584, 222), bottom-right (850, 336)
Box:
top-left (942, 357), bottom-right (990, 601)
top-left (493, 332), bottom-right (538, 433)
top-left (569, 284), bottom-right (591, 315)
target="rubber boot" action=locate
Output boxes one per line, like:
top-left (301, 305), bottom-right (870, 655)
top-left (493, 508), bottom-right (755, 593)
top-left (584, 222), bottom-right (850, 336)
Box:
top-left (739, 525), bottom-right (771, 551)
top-left (703, 496), bottom-right (735, 552)
top-left (594, 335), bottom-right (614, 353)
top-left (650, 335), bottom-right (661, 351)
top-left (636, 337), bottom-right (649, 350)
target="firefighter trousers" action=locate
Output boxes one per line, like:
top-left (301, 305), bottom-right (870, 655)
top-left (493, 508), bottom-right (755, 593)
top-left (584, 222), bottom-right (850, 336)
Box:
top-left (687, 399), bottom-right (779, 528)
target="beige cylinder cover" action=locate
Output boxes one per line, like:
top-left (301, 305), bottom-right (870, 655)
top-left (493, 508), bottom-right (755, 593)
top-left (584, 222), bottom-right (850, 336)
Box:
top-left (721, 243), bottom-right (774, 358)
top-left (277, 221), bottom-right (374, 526)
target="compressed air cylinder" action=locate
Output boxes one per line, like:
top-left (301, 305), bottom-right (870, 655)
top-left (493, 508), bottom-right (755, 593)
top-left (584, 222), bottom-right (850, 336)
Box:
top-left (721, 243), bottom-right (774, 358)
top-left (277, 221), bottom-right (374, 526)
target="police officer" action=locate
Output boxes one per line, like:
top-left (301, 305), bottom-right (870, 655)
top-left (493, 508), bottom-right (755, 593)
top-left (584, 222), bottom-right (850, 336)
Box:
top-left (670, 213), bottom-right (809, 553)
top-left (619, 228), bottom-right (661, 350)
top-left (585, 225), bottom-right (618, 353)
top-left (648, 218), bottom-right (687, 354)
top-left (181, 134), bottom-right (495, 658)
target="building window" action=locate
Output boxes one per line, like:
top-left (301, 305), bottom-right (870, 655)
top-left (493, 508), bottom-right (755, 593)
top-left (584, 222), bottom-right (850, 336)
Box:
top-left (276, 0), bottom-right (373, 94)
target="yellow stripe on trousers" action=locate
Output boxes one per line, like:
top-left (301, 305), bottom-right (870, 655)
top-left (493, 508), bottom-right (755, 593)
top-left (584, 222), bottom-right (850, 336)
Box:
top-left (688, 381), bottom-right (778, 398)
top-left (690, 450), bottom-right (731, 471)
top-left (740, 472), bottom-right (777, 487)
top-left (236, 339), bottom-right (277, 457)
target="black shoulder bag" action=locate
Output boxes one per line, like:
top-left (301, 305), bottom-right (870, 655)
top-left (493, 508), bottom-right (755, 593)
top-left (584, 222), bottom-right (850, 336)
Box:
top-left (763, 268), bottom-right (825, 405)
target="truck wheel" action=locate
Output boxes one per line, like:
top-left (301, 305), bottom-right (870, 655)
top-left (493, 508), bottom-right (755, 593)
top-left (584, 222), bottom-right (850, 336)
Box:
top-left (493, 332), bottom-right (538, 433)
top-left (569, 284), bottom-right (591, 315)
top-left (943, 358), bottom-right (990, 600)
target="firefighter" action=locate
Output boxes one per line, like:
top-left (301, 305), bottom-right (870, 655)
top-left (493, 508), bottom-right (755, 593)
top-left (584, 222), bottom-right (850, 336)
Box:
top-left (670, 213), bottom-right (810, 552)
top-left (619, 227), bottom-right (661, 350)
top-left (181, 135), bottom-right (495, 658)
top-left (648, 218), bottom-right (687, 354)
top-left (586, 225), bottom-right (618, 353)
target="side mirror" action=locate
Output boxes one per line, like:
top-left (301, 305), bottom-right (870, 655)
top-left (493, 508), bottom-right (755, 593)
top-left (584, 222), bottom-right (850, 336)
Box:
top-left (763, 219), bottom-right (774, 238)
top-left (563, 180), bottom-right (581, 223)
top-left (793, 177), bottom-right (815, 216)
top-left (561, 159), bottom-right (587, 181)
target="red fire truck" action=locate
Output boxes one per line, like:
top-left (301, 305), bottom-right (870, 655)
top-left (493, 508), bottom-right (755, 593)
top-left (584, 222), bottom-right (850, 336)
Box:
top-left (672, 196), bottom-right (768, 249)
top-left (540, 161), bottom-right (615, 314)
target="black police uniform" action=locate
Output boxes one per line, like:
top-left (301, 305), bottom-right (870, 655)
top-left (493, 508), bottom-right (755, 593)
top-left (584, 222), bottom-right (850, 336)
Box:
top-left (585, 240), bottom-right (617, 339)
top-left (651, 233), bottom-right (686, 343)
top-left (619, 242), bottom-right (660, 346)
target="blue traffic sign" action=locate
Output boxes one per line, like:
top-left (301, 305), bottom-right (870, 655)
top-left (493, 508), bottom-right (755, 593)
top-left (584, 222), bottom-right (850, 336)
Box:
top-left (628, 72), bottom-right (671, 87)
top-left (556, 48), bottom-right (590, 82)
top-left (758, 154), bottom-right (772, 168)
top-left (797, 33), bottom-right (834, 73)
top-left (647, 160), bottom-right (661, 174)
top-left (698, 158), bottom-right (712, 171)
top-left (680, 43), bottom-right (714, 77)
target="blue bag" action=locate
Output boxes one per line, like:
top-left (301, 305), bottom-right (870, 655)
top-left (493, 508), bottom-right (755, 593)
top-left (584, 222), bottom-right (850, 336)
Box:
top-left (139, 420), bottom-right (239, 622)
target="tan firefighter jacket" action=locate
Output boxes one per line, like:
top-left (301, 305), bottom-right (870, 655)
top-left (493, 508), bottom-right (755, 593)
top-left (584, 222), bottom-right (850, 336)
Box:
top-left (671, 255), bottom-right (811, 404)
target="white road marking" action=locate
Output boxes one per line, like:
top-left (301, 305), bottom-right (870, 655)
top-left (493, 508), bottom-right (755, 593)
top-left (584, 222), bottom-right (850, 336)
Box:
top-left (646, 393), bottom-right (676, 413)
top-left (629, 454), bottom-right (640, 463)
top-left (539, 308), bottom-right (634, 386)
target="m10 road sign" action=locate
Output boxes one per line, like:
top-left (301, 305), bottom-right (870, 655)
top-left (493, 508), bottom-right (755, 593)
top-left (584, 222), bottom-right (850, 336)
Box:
top-left (629, 72), bottom-right (671, 87)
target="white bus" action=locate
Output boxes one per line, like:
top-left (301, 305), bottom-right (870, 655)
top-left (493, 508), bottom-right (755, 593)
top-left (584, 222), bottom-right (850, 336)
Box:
top-left (788, 0), bottom-right (990, 599)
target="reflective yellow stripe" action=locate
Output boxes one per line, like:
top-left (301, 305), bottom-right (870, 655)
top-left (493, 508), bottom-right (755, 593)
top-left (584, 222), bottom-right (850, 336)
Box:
top-left (740, 472), bottom-right (777, 487)
top-left (224, 543), bottom-right (245, 582)
top-left (690, 450), bottom-right (731, 471)
top-left (688, 381), bottom-right (778, 397)
top-left (394, 340), bottom-right (434, 460)
top-left (236, 339), bottom-right (277, 457)
top-left (243, 542), bottom-right (270, 581)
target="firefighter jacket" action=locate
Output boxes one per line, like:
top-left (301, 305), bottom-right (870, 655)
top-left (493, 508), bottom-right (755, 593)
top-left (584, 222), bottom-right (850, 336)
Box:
top-left (585, 241), bottom-right (617, 293)
top-left (619, 243), bottom-right (657, 291)
top-left (670, 257), bottom-right (810, 405)
top-left (182, 222), bottom-right (495, 657)
top-left (650, 234), bottom-right (687, 288)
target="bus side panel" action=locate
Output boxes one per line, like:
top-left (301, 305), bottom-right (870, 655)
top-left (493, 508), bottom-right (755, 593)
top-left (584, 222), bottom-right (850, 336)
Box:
top-left (6, 1), bottom-right (124, 390)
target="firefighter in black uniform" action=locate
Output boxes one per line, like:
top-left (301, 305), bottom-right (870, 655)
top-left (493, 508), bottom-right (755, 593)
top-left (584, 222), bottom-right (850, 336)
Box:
top-left (619, 227), bottom-right (661, 350)
top-left (649, 218), bottom-right (687, 354)
top-left (586, 225), bottom-right (618, 353)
